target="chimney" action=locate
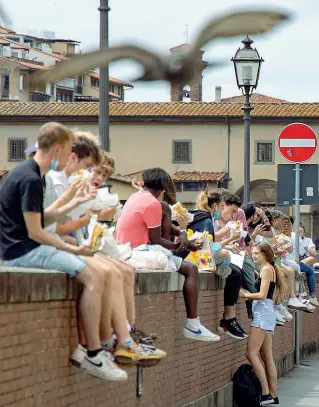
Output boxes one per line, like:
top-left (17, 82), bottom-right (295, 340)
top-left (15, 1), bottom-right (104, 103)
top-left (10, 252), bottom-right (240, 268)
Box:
top-left (215, 86), bottom-right (221, 103)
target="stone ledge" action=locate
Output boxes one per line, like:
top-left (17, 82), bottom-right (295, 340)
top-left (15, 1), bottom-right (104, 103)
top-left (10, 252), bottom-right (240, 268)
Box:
top-left (0, 267), bottom-right (224, 303)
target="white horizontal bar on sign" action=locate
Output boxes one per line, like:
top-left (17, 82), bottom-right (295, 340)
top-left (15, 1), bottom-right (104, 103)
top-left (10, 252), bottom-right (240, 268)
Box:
top-left (279, 139), bottom-right (316, 148)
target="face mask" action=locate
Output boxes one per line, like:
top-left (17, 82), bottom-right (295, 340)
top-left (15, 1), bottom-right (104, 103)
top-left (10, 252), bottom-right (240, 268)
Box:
top-left (50, 160), bottom-right (59, 171)
top-left (50, 150), bottom-right (59, 171)
top-left (213, 210), bottom-right (220, 220)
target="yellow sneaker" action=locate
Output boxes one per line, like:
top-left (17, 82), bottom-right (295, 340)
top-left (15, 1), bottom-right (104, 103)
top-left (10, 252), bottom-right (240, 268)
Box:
top-left (115, 342), bottom-right (161, 367)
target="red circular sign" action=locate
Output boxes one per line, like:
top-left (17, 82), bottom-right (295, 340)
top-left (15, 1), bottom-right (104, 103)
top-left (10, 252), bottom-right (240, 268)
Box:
top-left (278, 123), bottom-right (317, 163)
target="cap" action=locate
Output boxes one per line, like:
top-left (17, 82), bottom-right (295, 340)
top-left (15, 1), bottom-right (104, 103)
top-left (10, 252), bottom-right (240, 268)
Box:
top-left (24, 142), bottom-right (38, 154)
top-left (241, 203), bottom-right (256, 220)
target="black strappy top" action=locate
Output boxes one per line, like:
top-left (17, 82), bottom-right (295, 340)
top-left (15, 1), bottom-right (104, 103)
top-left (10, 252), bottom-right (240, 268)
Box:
top-left (254, 268), bottom-right (276, 300)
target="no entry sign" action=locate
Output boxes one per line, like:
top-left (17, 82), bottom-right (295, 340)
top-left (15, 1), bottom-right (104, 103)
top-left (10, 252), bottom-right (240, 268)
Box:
top-left (278, 123), bottom-right (317, 163)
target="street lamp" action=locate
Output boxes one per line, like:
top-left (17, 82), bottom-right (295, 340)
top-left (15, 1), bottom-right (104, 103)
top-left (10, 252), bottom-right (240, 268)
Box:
top-left (98, 0), bottom-right (110, 152)
top-left (231, 36), bottom-right (263, 203)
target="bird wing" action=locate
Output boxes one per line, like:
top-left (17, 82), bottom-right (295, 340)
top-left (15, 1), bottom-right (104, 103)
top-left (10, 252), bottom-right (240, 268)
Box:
top-left (30, 44), bottom-right (163, 85)
top-left (0, 1), bottom-right (11, 27)
top-left (194, 10), bottom-right (291, 50)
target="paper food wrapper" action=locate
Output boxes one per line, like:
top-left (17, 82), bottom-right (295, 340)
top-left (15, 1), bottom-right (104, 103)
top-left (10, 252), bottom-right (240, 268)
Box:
top-left (68, 169), bottom-right (93, 185)
top-left (78, 214), bottom-right (105, 251)
top-left (91, 189), bottom-right (119, 211)
top-left (227, 220), bottom-right (247, 238)
top-left (171, 202), bottom-right (194, 224)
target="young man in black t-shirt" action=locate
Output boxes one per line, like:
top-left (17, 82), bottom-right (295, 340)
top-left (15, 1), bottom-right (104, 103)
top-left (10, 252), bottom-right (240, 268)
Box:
top-left (0, 122), bottom-right (128, 382)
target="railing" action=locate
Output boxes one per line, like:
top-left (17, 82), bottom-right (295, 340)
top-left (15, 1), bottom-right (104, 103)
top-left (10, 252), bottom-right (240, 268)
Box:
top-left (56, 78), bottom-right (75, 89)
top-left (29, 92), bottom-right (51, 102)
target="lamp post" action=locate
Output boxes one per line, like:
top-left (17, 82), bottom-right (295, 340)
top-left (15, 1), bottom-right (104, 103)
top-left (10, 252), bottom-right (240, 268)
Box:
top-left (98, 0), bottom-right (110, 151)
top-left (231, 36), bottom-right (263, 204)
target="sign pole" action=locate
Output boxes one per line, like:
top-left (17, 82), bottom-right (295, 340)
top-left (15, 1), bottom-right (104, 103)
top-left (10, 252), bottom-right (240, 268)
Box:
top-left (294, 162), bottom-right (301, 367)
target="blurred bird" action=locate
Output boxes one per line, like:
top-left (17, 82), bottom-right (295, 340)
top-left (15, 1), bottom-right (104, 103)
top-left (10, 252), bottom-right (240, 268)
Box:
top-left (1, 5), bottom-right (289, 87)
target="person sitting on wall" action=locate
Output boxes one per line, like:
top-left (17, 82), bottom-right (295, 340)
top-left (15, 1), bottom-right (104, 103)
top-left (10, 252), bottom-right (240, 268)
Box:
top-left (116, 167), bottom-right (220, 342)
top-left (187, 191), bottom-right (247, 340)
top-left (0, 122), bottom-right (131, 382)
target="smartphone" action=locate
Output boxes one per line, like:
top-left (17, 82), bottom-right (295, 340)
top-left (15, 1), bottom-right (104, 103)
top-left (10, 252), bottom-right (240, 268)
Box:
top-left (262, 223), bottom-right (271, 231)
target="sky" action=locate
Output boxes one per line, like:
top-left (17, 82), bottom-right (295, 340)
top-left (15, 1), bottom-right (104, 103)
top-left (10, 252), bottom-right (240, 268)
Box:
top-left (2, 0), bottom-right (318, 103)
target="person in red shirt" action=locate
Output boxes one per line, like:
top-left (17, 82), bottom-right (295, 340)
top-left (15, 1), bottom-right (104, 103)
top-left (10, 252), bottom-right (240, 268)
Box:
top-left (117, 168), bottom-right (220, 342)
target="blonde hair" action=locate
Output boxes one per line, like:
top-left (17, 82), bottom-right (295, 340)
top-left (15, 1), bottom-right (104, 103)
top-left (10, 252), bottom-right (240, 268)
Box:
top-left (96, 150), bottom-right (116, 177)
top-left (37, 122), bottom-right (74, 150)
top-left (196, 191), bottom-right (221, 213)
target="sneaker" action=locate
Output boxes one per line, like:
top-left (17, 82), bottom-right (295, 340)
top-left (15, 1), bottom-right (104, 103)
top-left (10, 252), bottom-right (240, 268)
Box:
top-left (309, 297), bottom-right (319, 307)
top-left (81, 350), bottom-right (128, 381)
top-left (130, 327), bottom-right (158, 345)
top-left (183, 318), bottom-right (220, 342)
top-left (114, 342), bottom-right (161, 366)
top-left (70, 344), bottom-right (86, 368)
top-left (302, 299), bottom-right (315, 313)
top-left (275, 310), bottom-right (285, 326)
top-left (288, 297), bottom-right (307, 311)
top-left (270, 396), bottom-right (280, 405)
top-left (235, 320), bottom-right (248, 338)
top-left (276, 304), bottom-right (293, 321)
top-left (261, 393), bottom-right (274, 405)
top-left (217, 318), bottom-right (246, 340)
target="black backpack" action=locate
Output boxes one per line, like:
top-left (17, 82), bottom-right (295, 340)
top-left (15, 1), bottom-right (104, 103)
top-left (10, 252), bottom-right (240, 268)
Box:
top-left (232, 364), bottom-right (262, 407)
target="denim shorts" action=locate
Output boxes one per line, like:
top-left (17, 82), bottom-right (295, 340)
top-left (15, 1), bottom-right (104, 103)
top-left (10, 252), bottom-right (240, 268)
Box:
top-left (251, 299), bottom-right (276, 335)
top-left (3, 245), bottom-right (88, 278)
top-left (210, 242), bottom-right (231, 266)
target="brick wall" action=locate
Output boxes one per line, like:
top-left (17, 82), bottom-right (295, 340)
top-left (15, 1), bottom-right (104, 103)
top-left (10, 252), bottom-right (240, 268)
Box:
top-left (0, 269), bottom-right (318, 407)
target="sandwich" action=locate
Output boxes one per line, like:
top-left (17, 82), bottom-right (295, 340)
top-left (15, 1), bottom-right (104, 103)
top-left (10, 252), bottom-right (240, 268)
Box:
top-left (172, 202), bottom-right (188, 215)
top-left (90, 223), bottom-right (105, 251)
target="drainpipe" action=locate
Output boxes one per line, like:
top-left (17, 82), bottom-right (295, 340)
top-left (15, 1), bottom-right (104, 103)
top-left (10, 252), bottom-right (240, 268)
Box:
top-left (225, 117), bottom-right (231, 179)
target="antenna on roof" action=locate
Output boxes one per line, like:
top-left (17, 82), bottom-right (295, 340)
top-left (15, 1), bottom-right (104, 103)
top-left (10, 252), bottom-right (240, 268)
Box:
top-left (181, 24), bottom-right (189, 44)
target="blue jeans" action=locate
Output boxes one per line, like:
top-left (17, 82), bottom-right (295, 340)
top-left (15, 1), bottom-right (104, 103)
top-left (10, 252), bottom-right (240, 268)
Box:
top-left (300, 262), bottom-right (316, 295)
top-left (3, 245), bottom-right (87, 278)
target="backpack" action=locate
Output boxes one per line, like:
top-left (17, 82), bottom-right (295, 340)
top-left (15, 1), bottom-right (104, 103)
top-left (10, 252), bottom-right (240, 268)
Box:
top-left (232, 364), bottom-right (262, 407)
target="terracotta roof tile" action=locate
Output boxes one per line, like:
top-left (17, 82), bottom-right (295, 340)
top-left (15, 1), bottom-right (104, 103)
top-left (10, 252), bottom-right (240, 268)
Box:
top-left (2, 101), bottom-right (319, 117)
top-left (0, 56), bottom-right (48, 70)
top-left (89, 71), bottom-right (133, 88)
top-left (172, 171), bottom-right (227, 181)
top-left (221, 93), bottom-right (290, 104)
top-left (125, 170), bottom-right (226, 182)
top-left (110, 174), bottom-right (132, 184)
top-left (0, 170), bottom-right (9, 178)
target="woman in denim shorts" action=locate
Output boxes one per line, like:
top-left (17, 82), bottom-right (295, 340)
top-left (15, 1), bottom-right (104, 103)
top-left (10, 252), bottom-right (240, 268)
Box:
top-left (240, 242), bottom-right (287, 406)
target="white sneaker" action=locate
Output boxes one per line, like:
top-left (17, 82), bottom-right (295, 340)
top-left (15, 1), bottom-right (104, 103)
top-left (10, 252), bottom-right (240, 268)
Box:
top-left (276, 304), bottom-right (293, 322)
top-left (309, 297), bottom-right (319, 307)
top-left (301, 299), bottom-right (315, 313)
top-left (275, 310), bottom-right (285, 326)
top-left (288, 297), bottom-right (308, 311)
top-left (70, 344), bottom-right (86, 368)
top-left (183, 318), bottom-right (220, 342)
top-left (81, 350), bottom-right (128, 381)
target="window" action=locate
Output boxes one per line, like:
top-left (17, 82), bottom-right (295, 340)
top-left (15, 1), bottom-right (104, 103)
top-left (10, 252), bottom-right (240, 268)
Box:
top-left (256, 141), bottom-right (274, 164)
top-left (19, 75), bottom-right (24, 91)
top-left (173, 140), bottom-right (192, 164)
top-left (8, 138), bottom-right (27, 162)
top-left (11, 51), bottom-right (19, 58)
top-left (1, 74), bottom-right (9, 99)
top-left (183, 182), bottom-right (205, 191)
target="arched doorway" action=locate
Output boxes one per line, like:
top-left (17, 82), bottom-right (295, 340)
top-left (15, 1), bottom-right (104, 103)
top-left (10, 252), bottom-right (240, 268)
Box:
top-left (235, 179), bottom-right (278, 206)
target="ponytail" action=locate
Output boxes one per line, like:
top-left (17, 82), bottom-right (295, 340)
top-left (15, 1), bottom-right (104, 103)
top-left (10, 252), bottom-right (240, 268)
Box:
top-left (196, 191), bottom-right (222, 213)
top-left (197, 191), bottom-right (211, 212)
